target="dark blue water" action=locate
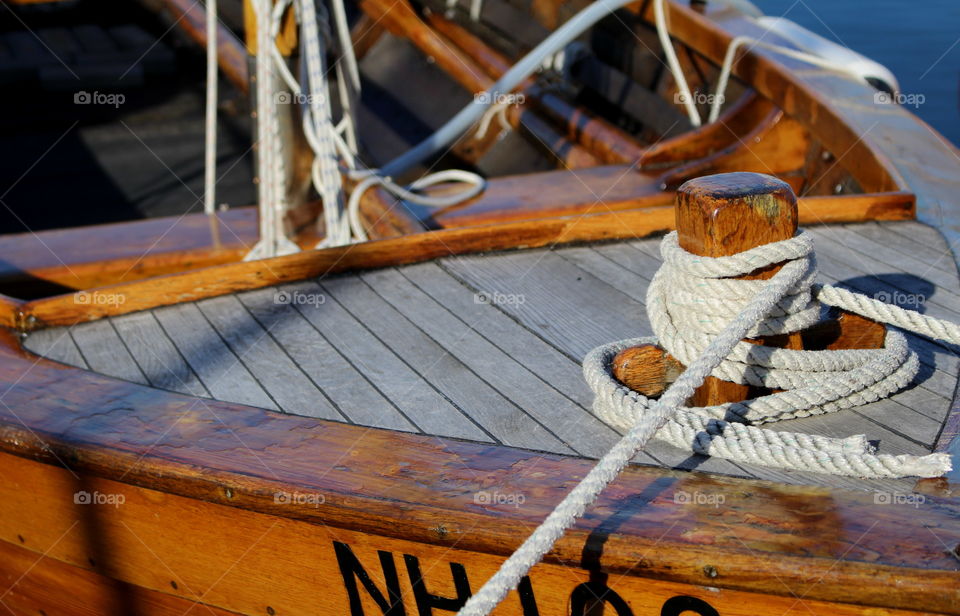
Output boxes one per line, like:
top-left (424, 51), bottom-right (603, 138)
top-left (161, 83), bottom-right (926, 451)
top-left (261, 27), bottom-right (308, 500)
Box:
top-left (755, 1), bottom-right (959, 146)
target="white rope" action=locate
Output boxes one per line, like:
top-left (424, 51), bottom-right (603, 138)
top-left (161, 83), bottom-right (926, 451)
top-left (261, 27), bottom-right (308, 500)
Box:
top-left (204, 0), bottom-right (218, 216)
top-left (245, 0), bottom-right (299, 260)
top-left (707, 34), bottom-right (875, 123)
top-left (459, 230), bottom-right (952, 616)
top-left (474, 100), bottom-right (512, 140)
top-left (654, 0), bottom-right (701, 127)
top-left (246, 0), bottom-right (486, 248)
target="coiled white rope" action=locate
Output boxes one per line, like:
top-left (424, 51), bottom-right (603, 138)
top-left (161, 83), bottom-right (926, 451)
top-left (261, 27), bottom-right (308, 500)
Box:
top-left (458, 230), bottom-right (952, 616)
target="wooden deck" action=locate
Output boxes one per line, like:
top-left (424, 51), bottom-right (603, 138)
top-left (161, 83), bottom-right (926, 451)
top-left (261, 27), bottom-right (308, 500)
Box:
top-left (24, 220), bottom-right (959, 492)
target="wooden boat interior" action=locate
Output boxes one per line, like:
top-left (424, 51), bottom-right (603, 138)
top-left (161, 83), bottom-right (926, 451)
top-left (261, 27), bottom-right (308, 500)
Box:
top-left (0, 0), bottom-right (958, 614)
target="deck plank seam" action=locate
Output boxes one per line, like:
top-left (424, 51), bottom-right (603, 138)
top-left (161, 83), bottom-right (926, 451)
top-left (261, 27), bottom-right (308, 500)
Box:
top-left (269, 290), bottom-right (427, 432)
top-left (393, 265), bottom-right (623, 446)
top-left (312, 278), bottom-right (505, 444)
top-left (189, 299), bottom-right (289, 414)
top-left (65, 326), bottom-right (93, 371)
top-left (877, 221), bottom-right (960, 266)
top-left (105, 316), bottom-right (154, 388)
top-left (231, 293), bottom-right (355, 424)
top-left (434, 257), bottom-right (585, 364)
top-left (849, 222), bottom-right (958, 277)
top-left (813, 233), bottom-right (960, 318)
top-left (815, 226), bottom-right (960, 293)
top-left (145, 310), bottom-right (215, 399)
top-left (354, 271), bottom-right (582, 455)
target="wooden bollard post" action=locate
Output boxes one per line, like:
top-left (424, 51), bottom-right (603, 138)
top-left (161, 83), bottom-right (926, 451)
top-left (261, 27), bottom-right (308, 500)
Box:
top-left (613, 172), bottom-right (885, 406)
top-left (676, 172), bottom-right (800, 406)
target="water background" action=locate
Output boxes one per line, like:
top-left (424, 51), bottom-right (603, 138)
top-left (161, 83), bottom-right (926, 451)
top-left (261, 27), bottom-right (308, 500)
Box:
top-left (755, 0), bottom-right (959, 146)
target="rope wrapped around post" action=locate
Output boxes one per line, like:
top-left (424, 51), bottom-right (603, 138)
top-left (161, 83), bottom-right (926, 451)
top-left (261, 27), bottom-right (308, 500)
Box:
top-left (457, 171), bottom-right (952, 616)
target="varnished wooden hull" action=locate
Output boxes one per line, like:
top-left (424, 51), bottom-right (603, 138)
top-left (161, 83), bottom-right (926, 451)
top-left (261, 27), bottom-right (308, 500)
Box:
top-left (1, 0), bottom-right (959, 614)
top-left (0, 325), bottom-right (956, 615)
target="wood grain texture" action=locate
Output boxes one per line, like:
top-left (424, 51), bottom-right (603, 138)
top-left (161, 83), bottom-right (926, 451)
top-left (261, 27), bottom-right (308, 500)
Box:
top-left (152, 303), bottom-right (279, 410)
top-left (0, 534), bottom-right (242, 616)
top-left (110, 311), bottom-right (210, 397)
top-left (13, 189), bottom-right (913, 331)
top-left (676, 172), bottom-right (801, 405)
top-left (0, 452), bottom-right (950, 616)
top-left (0, 207), bottom-right (259, 297)
top-left (0, 329), bottom-right (957, 613)
top-left (320, 274), bottom-right (573, 454)
top-left (273, 280), bottom-right (492, 441)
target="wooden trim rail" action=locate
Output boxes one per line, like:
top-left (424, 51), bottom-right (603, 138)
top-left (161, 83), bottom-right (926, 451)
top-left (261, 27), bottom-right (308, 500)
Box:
top-left (0, 328), bottom-right (956, 614)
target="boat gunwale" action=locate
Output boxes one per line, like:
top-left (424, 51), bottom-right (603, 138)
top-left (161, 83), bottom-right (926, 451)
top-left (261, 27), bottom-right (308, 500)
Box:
top-left (0, 327), bottom-right (957, 614)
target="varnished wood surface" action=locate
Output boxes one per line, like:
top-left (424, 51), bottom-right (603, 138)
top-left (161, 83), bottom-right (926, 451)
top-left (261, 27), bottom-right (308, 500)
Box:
top-left (0, 531), bottom-right (242, 615)
top-left (6, 191), bottom-right (913, 330)
top-left (1, 321), bottom-right (959, 614)
top-left (0, 452), bottom-right (951, 616)
top-left (0, 206), bottom-right (259, 296)
top-left (23, 221), bottom-right (958, 494)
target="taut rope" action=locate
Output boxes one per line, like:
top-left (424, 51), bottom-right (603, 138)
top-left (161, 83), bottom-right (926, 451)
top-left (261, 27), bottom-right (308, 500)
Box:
top-left (458, 229), bottom-right (952, 616)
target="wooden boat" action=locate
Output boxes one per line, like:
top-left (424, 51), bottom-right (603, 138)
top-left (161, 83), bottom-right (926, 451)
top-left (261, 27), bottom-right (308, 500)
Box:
top-left (0, 0), bottom-right (957, 614)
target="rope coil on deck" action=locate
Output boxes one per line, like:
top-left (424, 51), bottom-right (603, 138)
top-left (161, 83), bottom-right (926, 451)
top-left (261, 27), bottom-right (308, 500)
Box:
top-left (585, 230), bottom-right (950, 478)
top-left (458, 229), bottom-right (953, 616)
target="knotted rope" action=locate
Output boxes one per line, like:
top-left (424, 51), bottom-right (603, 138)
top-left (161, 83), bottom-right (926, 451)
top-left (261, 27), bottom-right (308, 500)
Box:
top-left (458, 229), bottom-right (952, 616)
top-left (586, 230), bottom-right (951, 478)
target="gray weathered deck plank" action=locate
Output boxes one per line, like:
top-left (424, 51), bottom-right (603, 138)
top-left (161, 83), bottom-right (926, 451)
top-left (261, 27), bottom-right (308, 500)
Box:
top-left (153, 303), bottom-right (279, 410)
top-left (848, 222), bottom-right (957, 276)
top-left (279, 280), bottom-right (493, 442)
top-left (321, 275), bottom-right (574, 454)
top-left (197, 294), bottom-right (344, 420)
top-left (237, 287), bottom-right (417, 431)
top-left (441, 250), bottom-right (652, 361)
top-left (111, 311), bottom-right (209, 397)
top-left (361, 266), bottom-right (631, 459)
top-left (402, 261), bottom-right (595, 408)
top-left (70, 319), bottom-right (149, 385)
top-left (23, 327), bottom-right (88, 369)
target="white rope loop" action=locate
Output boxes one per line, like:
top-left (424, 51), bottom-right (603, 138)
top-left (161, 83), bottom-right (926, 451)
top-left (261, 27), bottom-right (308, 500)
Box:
top-left (588, 230), bottom-right (951, 479)
top-left (460, 229), bottom-right (953, 616)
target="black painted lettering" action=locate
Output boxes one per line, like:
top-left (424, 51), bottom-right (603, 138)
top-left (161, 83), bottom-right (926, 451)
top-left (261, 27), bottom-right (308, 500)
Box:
top-left (404, 553), bottom-right (471, 615)
top-left (334, 541), bottom-right (406, 615)
top-left (517, 576), bottom-right (540, 616)
top-left (661, 595), bottom-right (719, 616)
top-left (569, 581), bottom-right (634, 615)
